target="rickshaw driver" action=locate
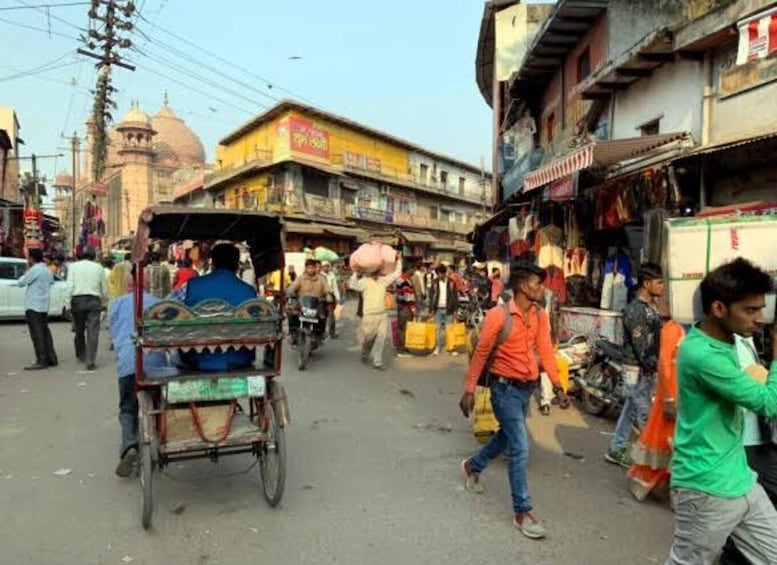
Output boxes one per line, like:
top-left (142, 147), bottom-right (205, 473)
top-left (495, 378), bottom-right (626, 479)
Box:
top-left (172, 243), bottom-right (258, 371)
top-left (287, 258), bottom-right (330, 345)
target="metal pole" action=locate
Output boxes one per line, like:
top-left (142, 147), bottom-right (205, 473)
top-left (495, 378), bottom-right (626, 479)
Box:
top-left (70, 133), bottom-right (78, 252)
top-left (31, 154), bottom-right (38, 207)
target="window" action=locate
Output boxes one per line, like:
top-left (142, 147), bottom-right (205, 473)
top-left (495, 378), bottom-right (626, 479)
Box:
top-left (429, 206), bottom-right (438, 220)
top-left (458, 177), bottom-right (466, 195)
top-left (448, 211), bottom-right (456, 223)
top-left (440, 170), bottom-right (448, 187)
top-left (546, 113), bottom-right (556, 143)
top-left (577, 47), bottom-right (591, 83)
top-left (459, 213), bottom-right (467, 224)
top-left (0, 262), bottom-right (23, 280)
top-left (419, 163), bottom-right (428, 184)
top-left (640, 119), bottom-right (660, 137)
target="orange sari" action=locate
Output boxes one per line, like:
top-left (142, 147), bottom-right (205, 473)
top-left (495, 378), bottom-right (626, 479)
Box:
top-left (627, 319), bottom-right (684, 501)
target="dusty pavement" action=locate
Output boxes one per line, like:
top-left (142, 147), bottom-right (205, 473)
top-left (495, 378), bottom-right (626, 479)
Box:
top-left (0, 310), bottom-right (674, 565)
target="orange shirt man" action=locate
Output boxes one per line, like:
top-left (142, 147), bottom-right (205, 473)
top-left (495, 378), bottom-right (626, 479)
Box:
top-left (459, 263), bottom-right (566, 541)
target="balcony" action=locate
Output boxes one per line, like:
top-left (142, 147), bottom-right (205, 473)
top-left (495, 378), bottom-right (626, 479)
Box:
top-left (205, 149), bottom-right (274, 189)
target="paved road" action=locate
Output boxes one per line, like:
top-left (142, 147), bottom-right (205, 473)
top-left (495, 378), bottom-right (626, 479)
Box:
top-left (0, 312), bottom-right (673, 564)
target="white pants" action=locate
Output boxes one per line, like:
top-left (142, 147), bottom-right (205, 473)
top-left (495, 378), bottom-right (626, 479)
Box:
top-left (361, 313), bottom-right (388, 368)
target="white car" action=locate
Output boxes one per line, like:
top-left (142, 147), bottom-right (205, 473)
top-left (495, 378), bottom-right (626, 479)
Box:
top-left (0, 257), bottom-right (68, 320)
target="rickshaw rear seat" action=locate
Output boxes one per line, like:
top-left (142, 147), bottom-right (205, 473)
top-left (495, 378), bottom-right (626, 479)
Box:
top-left (140, 297), bottom-right (281, 351)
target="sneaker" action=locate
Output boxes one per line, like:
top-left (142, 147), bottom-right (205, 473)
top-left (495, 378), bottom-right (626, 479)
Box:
top-left (115, 447), bottom-right (138, 478)
top-left (604, 448), bottom-right (633, 468)
top-left (372, 364), bottom-right (387, 371)
top-left (450, 351), bottom-right (459, 357)
top-left (432, 348), bottom-right (440, 357)
top-left (539, 405), bottom-right (550, 416)
top-left (513, 513), bottom-right (547, 539)
top-left (397, 352), bottom-right (411, 358)
top-left (460, 459), bottom-right (484, 494)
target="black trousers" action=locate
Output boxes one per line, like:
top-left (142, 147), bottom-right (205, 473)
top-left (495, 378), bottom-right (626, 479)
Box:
top-left (71, 295), bottom-right (102, 366)
top-left (118, 375), bottom-right (138, 458)
top-left (25, 310), bottom-right (58, 366)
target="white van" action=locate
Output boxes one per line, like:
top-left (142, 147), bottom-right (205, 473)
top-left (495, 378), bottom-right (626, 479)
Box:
top-left (0, 257), bottom-right (68, 320)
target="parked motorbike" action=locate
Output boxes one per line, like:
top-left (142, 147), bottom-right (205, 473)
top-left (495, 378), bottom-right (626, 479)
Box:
top-left (573, 339), bottom-right (627, 417)
top-left (455, 292), bottom-right (485, 328)
top-left (288, 295), bottom-right (328, 371)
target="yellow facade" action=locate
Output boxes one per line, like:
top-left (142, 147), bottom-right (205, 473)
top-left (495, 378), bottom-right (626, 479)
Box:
top-left (215, 108), bottom-right (411, 187)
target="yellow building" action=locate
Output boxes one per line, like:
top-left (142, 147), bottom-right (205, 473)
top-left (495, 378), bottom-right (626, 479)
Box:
top-left (202, 100), bottom-right (492, 261)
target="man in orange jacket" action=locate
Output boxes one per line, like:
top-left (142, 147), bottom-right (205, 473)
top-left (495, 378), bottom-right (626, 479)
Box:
top-left (459, 263), bottom-right (568, 540)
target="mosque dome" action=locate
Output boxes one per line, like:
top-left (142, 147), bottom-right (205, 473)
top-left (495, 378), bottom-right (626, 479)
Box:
top-left (150, 97), bottom-right (206, 166)
top-left (117, 103), bottom-right (152, 128)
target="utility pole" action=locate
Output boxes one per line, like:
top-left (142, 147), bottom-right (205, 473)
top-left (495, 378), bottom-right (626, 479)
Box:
top-left (10, 153), bottom-right (64, 252)
top-left (78, 0), bottom-right (135, 182)
top-left (70, 133), bottom-right (80, 250)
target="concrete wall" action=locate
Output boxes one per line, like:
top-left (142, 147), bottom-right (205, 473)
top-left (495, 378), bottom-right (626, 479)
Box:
top-left (495, 3), bottom-right (554, 82)
top-left (710, 41), bottom-right (777, 144)
top-left (612, 58), bottom-right (705, 140)
top-left (408, 152), bottom-right (485, 202)
top-left (607, 0), bottom-right (687, 61)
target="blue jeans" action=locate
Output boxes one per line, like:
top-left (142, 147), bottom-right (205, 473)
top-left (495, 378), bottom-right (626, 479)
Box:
top-left (610, 370), bottom-right (657, 452)
top-left (468, 379), bottom-right (535, 514)
top-left (435, 311), bottom-right (450, 352)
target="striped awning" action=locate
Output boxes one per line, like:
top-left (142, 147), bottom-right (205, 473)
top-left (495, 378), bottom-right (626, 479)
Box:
top-left (523, 132), bottom-right (690, 192)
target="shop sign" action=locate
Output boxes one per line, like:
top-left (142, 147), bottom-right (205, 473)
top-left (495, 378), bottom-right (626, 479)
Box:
top-left (289, 117), bottom-right (330, 160)
top-left (544, 172), bottom-right (578, 201)
top-left (90, 182), bottom-right (107, 197)
top-left (355, 205), bottom-right (394, 223)
top-left (736, 8), bottom-right (777, 65)
top-left (344, 151), bottom-right (382, 173)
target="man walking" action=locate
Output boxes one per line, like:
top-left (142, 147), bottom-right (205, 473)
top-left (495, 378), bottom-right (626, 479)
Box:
top-left (108, 266), bottom-right (169, 477)
top-left (321, 261), bottom-right (340, 338)
top-left (349, 254), bottom-right (402, 371)
top-left (666, 258), bottom-right (777, 564)
top-left (395, 263), bottom-right (418, 358)
top-left (459, 264), bottom-right (567, 539)
top-left (15, 248), bottom-right (58, 370)
top-left (604, 263), bottom-right (664, 467)
top-left (66, 247), bottom-right (108, 371)
top-left (429, 265), bottom-right (458, 356)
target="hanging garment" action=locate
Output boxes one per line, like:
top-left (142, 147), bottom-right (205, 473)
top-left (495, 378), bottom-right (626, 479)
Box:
top-left (537, 226), bottom-right (564, 268)
top-left (543, 265), bottom-right (567, 305)
top-left (643, 209), bottom-right (668, 265)
top-left (508, 217), bottom-right (521, 244)
top-left (564, 248), bottom-right (588, 279)
top-left (600, 253), bottom-right (634, 311)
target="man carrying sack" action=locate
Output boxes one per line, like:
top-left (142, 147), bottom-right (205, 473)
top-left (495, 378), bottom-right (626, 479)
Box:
top-left (459, 263), bottom-right (568, 540)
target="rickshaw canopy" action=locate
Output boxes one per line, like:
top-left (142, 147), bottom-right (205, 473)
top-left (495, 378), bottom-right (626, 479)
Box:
top-left (131, 206), bottom-right (285, 277)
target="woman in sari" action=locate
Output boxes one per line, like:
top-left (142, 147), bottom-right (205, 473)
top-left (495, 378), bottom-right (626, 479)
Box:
top-left (627, 303), bottom-right (684, 502)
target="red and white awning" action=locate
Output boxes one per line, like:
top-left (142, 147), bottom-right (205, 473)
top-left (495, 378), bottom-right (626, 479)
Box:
top-left (523, 132), bottom-right (689, 192)
top-left (737, 7), bottom-right (777, 65)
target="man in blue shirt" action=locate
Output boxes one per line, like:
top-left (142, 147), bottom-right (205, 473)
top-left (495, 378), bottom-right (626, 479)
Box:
top-left (15, 248), bottom-right (58, 370)
top-left (174, 243), bottom-right (257, 371)
top-left (108, 267), bottom-right (168, 477)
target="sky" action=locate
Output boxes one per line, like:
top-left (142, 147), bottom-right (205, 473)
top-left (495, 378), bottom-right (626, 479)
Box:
top-left (0, 0), bottom-right (509, 190)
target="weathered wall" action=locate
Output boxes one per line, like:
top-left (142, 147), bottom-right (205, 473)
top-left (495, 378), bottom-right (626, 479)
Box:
top-left (607, 0), bottom-right (687, 61)
top-left (612, 58), bottom-right (705, 140)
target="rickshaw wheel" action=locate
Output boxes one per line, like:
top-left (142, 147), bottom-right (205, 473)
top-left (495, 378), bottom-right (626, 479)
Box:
top-left (298, 334), bottom-right (310, 371)
top-left (259, 385), bottom-right (286, 507)
top-left (139, 442), bottom-right (153, 529)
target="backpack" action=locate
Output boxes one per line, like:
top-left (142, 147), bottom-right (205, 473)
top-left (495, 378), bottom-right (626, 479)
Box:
top-left (466, 302), bottom-right (514, 387)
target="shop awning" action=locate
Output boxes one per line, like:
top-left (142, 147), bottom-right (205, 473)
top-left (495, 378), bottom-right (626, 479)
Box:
top-left (401, 231), bottom-right (438, 244)
top-left (323, 225), bottom-right (369, 241)
top-left (285, 221), bottom-right (324, 235)
top-left (523, 132), bottom-right (690, 191)
top-left (673, 131), bottom-right (777, 159)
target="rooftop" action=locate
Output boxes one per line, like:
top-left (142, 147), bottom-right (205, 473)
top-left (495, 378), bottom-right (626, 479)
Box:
top-left (218, 99), bottom-right (491, 176)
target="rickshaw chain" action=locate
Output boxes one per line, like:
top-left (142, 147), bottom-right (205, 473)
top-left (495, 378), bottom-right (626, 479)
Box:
top-left (158, 459), bottom-right (259, 482)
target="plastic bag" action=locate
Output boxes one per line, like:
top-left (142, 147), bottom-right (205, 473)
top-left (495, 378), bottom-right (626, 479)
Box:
top-left (445, 322), bottom-right (467, 352)
top-left (314, 246), bottom-right (339, 263)
top-left (349, 242), bottom-right (396, 275)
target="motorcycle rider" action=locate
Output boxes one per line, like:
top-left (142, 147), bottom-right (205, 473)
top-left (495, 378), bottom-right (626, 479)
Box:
top-left (604, 263), bottom-right (665, 468)
top-left (287, 258), bottom-right (330, 345)
top-left (320, 261), bottom-right (340, 339)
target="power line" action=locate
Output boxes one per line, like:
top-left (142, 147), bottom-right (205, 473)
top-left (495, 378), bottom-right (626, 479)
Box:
top-left (138, 62), bottom-right (255, 116)
top-left (132, 24), bottom-right (282, 105)
top-left (0, 2), bottom-right (89, 10)
top-left (14, 0), bottom-right (87, 31)
top-left (136, 12), bottom-right (319, 107)
top-left (131, 45), bottom-right (268, 111)
top-left (0, 13), bottom-right (78, 39)
top-left (0, 54), bottom-right (79, 82)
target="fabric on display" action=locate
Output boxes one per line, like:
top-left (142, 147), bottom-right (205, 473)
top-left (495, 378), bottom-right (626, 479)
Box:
top-left (543, 265), bottom-right (566, 305)
top-left (564, 248), bottom-right (588, 278)
top-left (600, 252), bottom-right (633, 311)
top-left (643, 209), bottom-right (668, 265)
top-left (536, 226), bottom-right (564, 268)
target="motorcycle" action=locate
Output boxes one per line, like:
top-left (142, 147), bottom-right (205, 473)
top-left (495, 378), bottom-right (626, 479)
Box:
top-left (289, 295), bottom-right (328, 371)
top-left (455, 291), bottom-right (485, 328)
top-left (573, 339), bottom-right (628, 417)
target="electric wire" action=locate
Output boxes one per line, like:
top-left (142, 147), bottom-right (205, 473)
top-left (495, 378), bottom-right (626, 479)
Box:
top-left (0, 13), bottom-right (78, 39)
top-left (14, 0), bottom-right (87, 31)
top-left (0, 53), bottom-right (79, 82)
top-left (0, 2), bottom-right (89, 10)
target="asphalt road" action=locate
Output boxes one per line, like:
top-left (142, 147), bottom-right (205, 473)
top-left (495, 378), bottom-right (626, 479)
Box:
top-left (0, 310), bottom-right (674, 565)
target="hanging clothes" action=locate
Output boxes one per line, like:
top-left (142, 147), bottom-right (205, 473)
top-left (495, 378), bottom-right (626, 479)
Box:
top-left (564, 248), bottom-right (588, 279)
top-left (536, 226), bottom-right (564, 268)
top-left (643, 209), bottom-right (668, 265)
top-left (543, 265), bottom-right (567, 305)
top-left (600, 252), bottom-right (634, 311)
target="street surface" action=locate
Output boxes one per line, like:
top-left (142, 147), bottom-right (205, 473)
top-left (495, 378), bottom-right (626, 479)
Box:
top-left (0, 306), bottom-right (673, 565)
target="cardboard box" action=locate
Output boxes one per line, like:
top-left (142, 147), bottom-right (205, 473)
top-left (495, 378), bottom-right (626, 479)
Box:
top-left (664, 216), bottom-right (777, 324)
